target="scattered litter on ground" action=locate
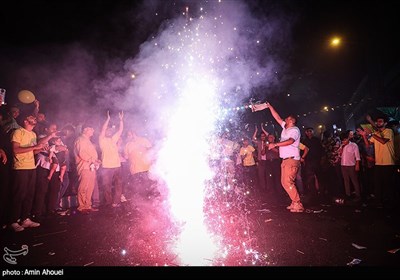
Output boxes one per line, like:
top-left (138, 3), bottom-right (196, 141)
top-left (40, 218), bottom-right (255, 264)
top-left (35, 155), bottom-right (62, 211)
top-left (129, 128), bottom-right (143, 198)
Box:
top-left (296, 250), bottom-right (305, 255)
top-left (320, 204), bottom-right (332, 207)
top-left (32, 243), bottom-right (44, 247)
top-left (388, 248), bottom-right (400, 254)
top-left (319, 237), bottom-right (328, 242)
top-left (352, 243), bottom-right (367, 250)
top-left (305, 209), bottom-right (324, 214)
top-left (347, 258), bottom-right (362, 266)
top-left (257, 209), bottom-right (271, 213)
top-left (334, 198), bottom-right (345, 205)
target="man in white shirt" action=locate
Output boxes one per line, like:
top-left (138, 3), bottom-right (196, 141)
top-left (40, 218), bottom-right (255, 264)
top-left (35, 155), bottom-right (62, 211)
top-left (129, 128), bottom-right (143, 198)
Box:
top-left (254, 102), bottom-right (304, 213)
top-left (339, 130), bottom-right (361, 201)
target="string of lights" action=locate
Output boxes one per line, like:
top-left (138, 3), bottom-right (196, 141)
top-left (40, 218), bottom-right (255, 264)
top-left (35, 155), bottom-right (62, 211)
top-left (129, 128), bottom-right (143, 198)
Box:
top-left (221, 97), bottom-right (372, 125)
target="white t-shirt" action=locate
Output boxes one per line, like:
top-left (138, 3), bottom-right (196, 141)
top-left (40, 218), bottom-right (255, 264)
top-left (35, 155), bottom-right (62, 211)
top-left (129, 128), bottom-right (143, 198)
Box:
top-left (341, 142), bottom-right (361, 166)
top-left (279, 121), bottom-right (300, 160)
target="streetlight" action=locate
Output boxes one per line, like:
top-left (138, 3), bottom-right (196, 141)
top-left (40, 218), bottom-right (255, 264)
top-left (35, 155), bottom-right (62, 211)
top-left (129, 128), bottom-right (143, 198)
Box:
top-left (327, 34), bottom-right (383, 130)
top-left (329, 36), bottom-right (341, 48)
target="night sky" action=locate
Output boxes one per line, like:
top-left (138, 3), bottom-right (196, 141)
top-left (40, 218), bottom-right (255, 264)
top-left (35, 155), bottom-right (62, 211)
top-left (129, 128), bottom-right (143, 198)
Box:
top-left (0, 0), bottom-right (398, 130)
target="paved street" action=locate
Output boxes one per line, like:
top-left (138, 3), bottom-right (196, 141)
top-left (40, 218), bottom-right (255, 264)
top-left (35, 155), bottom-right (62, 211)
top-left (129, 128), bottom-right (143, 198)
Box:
top-left (1, 188), bottom-right (399, 276)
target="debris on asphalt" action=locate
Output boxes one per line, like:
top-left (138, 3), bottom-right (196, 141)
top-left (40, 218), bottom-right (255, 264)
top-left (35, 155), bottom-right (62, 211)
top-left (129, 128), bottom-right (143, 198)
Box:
top-left (387, 248), bottom-right (400, 254)
top-left (319, 237), bottom-right (328, 242)
top-left (334, 198), bottom-right (345, 205)
top-left (347, 258), bottom-right (362, 266)
top-left (296, 250), bottom-right (305, 255)
top-left (352, 243), bottom-right (367, 250)
top-left (48, 252), bottom-right (55, 256)
top-left (264, 219), bottom-right (273, 223)
top-left (305, 209), bottom-right (325, 214)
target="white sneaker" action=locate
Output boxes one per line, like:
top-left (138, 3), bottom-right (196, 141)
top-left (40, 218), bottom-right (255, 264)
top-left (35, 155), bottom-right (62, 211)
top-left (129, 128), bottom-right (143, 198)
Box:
top-left (21, 218), bottom-right (40, 228)
top-left (286, 203), bottom-right (294, 210)
top-left (10, 222), bottom-right (25, 232)
top-left (57, 209), bottom-right (69, 216)
top-left (290, 202), bottom-right (304, 213)
top-left (120, 194), bottom-right (127, 203)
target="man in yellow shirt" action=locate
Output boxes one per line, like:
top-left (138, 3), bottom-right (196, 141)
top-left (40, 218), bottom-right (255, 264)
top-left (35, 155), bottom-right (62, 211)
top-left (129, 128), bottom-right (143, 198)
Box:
top-left (358, 115), bottom-right (396, 208)
top-left (99, 111), bottom-right (124, 207)
top-left (74, 123), bottom-right (100, 213)
top-left (10, 114), bottom-right (45, 232)
top-left (124, 129), bottom-right (155, 196)
top-left (239, 138), bottom-right (256, 188)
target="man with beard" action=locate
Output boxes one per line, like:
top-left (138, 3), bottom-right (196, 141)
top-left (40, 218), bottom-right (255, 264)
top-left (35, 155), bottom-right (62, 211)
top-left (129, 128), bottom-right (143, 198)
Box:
top-left (9, 114), bottom-right (46, 232)
top-left (358, 115), bottom-right (396, 208)
top-left (252, 102), bottom-right (305, 213)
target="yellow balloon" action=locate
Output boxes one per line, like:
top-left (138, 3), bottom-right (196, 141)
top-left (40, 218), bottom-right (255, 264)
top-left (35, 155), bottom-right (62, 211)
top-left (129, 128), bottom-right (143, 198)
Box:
top-left (18, 90), bottom-right (36, 104)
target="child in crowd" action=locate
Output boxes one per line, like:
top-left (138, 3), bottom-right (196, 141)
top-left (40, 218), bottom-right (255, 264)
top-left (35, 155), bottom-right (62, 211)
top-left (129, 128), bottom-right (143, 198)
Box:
top-left (47, 137), bottom-right (68, 182)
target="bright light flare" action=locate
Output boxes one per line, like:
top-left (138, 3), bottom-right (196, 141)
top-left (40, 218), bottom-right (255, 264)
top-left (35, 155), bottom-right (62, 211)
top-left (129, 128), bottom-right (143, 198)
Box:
top-left (127, 0), bottom-right (277, 266)
top-left (330, 36), bottom-right (341, 47)
top-left (155, 77), bottom-right (220, 265)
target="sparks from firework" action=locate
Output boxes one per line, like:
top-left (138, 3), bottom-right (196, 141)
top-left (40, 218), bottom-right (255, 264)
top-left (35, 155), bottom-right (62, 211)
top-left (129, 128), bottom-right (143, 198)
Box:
top-left (151, 5), bottom-right (225, 266)
top-left (156, 76), bottom-right (220, 265)
top-left (126, 0), bottom-right (280, 266)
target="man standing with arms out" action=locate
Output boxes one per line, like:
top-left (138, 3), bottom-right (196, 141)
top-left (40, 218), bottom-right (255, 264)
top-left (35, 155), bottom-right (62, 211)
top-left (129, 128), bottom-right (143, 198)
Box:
top-left (253, 102), bottom-right (304, 212)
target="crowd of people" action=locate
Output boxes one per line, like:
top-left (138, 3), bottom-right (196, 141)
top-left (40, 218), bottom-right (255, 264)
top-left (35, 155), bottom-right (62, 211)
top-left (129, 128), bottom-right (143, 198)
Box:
top-left (0, 100), bottom-right (156, 232)
top-left (0, 98), bottom-right (399, 233)
top-left (219, 102), bottom-right (400, 213)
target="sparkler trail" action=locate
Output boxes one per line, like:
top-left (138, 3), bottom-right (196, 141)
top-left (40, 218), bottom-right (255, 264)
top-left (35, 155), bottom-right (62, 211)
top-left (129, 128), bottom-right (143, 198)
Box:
top-left (122, 0), bottom-right (290, 265)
